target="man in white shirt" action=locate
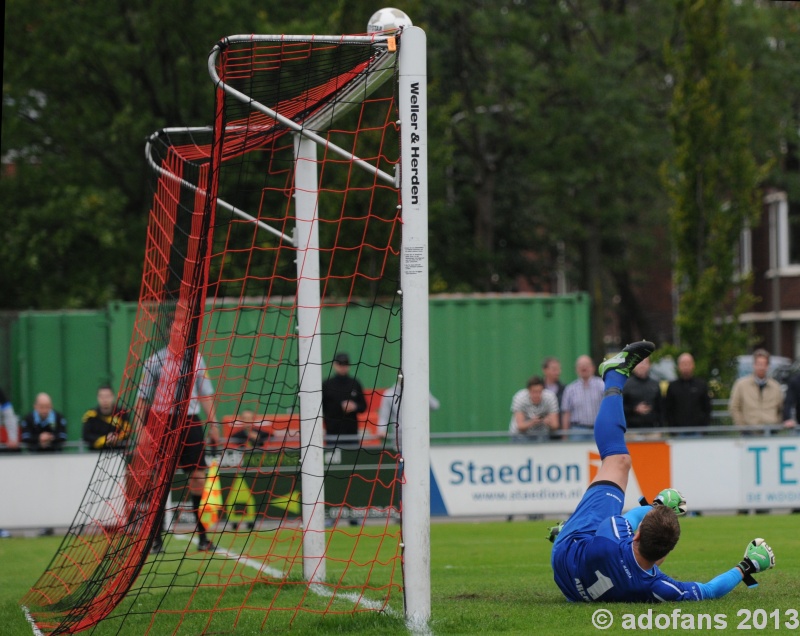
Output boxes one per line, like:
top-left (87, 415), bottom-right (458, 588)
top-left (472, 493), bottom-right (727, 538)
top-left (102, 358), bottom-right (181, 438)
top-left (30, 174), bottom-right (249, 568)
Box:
top-left (508, 376), bottom-right (559, 442)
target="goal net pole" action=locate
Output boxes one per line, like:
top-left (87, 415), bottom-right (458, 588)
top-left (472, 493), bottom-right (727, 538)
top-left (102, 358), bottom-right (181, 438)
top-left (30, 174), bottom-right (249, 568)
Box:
top-left (294, 133), bottom-right (326, 583)
top-left (398, 26), bottom-right (431, 625)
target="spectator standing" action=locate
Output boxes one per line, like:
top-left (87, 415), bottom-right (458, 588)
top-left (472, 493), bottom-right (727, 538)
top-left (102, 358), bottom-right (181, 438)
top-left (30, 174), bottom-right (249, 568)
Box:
top-left (542, 357), bottom-right (565, 440)
top-left (728, 348), bottom-right (783, 432)
top-left (82, 385), bottom-right (132, 450)
top-left (623, 357), bottom-right (663, 431)
top-left (21, 393), bottom-right (67, 452)
top-left (542, 357), bottom-right (565, 407)
top-left (0, 386), bottom-right (19, 451)
top-left (376, 380), bottom-right (440, 450)
top-left (779, 362), bottom-right (800, 430)
top-left (664, 353), bottom-right (712, 434)
top-left (508, 376), bottom-right (559, 443)
top-left (561, 355), bottom-right (604, 439)
top-left (321, 352), bottom-right (366, 445)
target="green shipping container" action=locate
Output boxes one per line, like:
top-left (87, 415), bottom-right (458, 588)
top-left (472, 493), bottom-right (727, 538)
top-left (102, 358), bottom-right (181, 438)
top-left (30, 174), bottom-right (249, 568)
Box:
top-left (12, 311), bottom-right (112, 441)
top-left (7, 293), bottom-right (590, 442)
top-left (429, 293), bottom-right (590, 435)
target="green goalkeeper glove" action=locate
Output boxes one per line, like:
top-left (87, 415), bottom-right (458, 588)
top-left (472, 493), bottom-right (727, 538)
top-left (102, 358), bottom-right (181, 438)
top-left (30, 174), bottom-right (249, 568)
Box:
top-left (638, 488), bottom-right (687, 516)
top-left (546, 521), bottom-right (564, 543)
top-left (737, 538), bottom-right (775, 588)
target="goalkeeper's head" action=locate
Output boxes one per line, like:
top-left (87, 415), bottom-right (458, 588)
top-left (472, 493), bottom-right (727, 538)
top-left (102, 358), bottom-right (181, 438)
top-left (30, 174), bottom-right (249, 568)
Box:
top-left (636, 505), bottom-right (681, 563)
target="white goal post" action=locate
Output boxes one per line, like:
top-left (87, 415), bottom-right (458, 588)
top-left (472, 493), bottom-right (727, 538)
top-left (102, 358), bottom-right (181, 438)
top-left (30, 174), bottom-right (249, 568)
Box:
top-left (205, 26), bottom-right (432, 623)
top-left (397, 26), bottom-right (431, 625)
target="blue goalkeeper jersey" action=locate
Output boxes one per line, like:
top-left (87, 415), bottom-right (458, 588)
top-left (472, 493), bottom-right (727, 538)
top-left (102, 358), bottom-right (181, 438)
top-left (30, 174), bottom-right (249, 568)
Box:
top-left (552, 514), bottom-right (705, 603)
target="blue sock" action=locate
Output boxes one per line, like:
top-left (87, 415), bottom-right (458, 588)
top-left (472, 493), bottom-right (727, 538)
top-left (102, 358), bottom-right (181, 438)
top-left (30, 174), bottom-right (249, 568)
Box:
top-left (594, 377), bottom-right (628, 458)
top-left (604, 369), bottom-right (627, 391)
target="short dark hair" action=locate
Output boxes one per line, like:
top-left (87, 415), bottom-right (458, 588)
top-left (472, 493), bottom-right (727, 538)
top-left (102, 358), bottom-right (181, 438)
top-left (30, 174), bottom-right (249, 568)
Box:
top-left (97, 384), bottom-right (114, 392)
top-left (526, 376), bottom-right (544, 389)
top-left (542, 357), bottom-right (559, 370)
top-left (637, 505), bottom-right (681, 562)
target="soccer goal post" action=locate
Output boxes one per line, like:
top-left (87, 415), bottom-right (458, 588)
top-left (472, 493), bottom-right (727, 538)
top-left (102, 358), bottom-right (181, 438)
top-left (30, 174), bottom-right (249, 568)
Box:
top-left (21, 24), bottom-right (429, 635)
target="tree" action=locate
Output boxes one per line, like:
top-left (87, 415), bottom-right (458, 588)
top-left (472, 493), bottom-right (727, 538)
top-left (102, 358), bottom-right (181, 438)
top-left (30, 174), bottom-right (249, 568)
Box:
top-left (425, 0), bottom-right (676, 357)
top-left (0, 1), bottom-right (358, 309)
top-left (664, 0), bottom-right (766, 387)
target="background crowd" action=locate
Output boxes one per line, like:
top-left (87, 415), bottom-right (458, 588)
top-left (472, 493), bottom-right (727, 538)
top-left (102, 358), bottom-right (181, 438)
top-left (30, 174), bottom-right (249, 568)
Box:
top-left (509, 348), bottom-right (800, 443)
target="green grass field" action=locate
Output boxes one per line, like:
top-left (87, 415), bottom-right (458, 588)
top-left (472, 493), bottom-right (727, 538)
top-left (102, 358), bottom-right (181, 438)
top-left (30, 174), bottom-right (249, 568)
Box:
top-left (2, 514), bottom-right (799, 635)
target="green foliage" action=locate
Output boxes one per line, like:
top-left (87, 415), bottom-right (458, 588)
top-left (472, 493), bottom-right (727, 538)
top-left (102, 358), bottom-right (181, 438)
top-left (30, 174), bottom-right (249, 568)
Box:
top-left (425, 1), bottom-right (676, 355)
top-left (664, 0), bottom-right (766, 386)
top-left (2, 0), bottom-right (260, 308)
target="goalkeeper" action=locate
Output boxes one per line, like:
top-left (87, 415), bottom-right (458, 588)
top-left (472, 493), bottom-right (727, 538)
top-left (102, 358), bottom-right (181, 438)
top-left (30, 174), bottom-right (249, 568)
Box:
top-left (550, 341), bottom-right (775, 602)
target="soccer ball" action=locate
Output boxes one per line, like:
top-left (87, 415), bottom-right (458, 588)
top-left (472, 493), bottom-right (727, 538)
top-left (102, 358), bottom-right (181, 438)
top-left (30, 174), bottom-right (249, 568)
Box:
top-left (367, 7), bottom-right (413, 34)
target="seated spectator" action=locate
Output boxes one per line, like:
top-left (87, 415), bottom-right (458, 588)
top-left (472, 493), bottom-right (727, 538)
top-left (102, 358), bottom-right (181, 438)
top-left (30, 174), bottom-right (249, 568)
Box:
top-left (229, 410), bottom-right (270, 448)
top-left (22, 393), bottom-right (67, 452)
top-left (509, 376), bottom-right (559, 442)
top-left (82, 385), bottom-right (132, 450)
top-left (0, 386), bottom-right (18, 538)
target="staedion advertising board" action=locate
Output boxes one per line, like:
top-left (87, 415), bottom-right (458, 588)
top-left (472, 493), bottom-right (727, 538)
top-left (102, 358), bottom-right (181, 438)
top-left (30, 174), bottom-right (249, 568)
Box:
top-left (4, 438), bottom-right (800, 527)
top-left (430, 437), bottom-right (800, 517)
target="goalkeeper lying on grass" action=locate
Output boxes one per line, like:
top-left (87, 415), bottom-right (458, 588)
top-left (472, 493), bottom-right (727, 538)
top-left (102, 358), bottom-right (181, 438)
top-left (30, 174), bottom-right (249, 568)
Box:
top-left (549, 341), bottom-right (775, 603)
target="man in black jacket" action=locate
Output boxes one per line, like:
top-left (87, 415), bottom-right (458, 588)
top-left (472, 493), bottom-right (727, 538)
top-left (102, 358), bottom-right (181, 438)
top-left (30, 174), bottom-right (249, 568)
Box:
top-left (623, 357), bottom-right (663, 430)
top-left (783, 373), bottom-right (800, 427)
top-left (21, 393), bottom-right (67, 452)
top-left (664, 352), bottom-right (712, 434)
top-left (322, 352), bottom-right (366, 445)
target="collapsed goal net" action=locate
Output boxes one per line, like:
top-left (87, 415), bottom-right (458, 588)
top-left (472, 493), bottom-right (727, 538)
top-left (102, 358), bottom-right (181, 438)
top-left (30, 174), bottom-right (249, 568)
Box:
top-left (21, 25), bottom-right (429, 635)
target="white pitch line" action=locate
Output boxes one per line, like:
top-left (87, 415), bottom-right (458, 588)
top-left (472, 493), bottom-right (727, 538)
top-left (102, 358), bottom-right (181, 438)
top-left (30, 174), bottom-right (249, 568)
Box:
top-left (309, 583), bottom-right (397, 615)
top-left (172, 535), bottom-right (402, 619)
top-left (173, 534), bottom-right (283, 578)
top-left (21, 605), bottom-right (45, 636)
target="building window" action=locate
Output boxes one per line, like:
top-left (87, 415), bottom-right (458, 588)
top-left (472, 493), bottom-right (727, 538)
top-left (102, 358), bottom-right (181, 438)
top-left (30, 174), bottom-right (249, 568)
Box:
top-left (738, 226), bottom-right (752, 277)
top-left (765, 191), bottom-right (797, 274)
top-left (788, 201), bottom-right (800, 266)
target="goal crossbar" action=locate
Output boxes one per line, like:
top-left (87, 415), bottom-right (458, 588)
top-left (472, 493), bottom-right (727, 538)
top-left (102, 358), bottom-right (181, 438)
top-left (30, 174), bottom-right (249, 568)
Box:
top-left (208, 35), bottom-right (398, 186)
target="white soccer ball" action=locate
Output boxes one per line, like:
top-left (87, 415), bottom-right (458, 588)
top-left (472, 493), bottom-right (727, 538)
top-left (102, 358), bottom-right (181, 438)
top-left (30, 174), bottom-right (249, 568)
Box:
top-left (367, 7), bottom-right (413, 34)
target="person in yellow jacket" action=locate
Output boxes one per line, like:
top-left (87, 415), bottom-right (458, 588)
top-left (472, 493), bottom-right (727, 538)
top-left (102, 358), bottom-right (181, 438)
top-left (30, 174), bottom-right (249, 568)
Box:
top-left (82, 385), bottom-right (132, 450)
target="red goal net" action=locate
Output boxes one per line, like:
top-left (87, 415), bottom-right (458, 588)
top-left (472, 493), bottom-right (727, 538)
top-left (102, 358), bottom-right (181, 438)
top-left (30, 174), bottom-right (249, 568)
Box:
top-left (22, 29), bottom-right (423, 635)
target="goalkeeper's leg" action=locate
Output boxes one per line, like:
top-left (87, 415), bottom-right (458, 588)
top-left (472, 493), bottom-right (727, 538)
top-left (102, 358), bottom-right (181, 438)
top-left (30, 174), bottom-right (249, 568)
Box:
top-left (592, 341), bottom-right (655, 492)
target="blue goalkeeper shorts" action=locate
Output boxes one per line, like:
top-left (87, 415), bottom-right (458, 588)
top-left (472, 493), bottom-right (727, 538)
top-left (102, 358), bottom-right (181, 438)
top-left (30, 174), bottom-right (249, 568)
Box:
top-left (552, 480), bottom-right (624, 548)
